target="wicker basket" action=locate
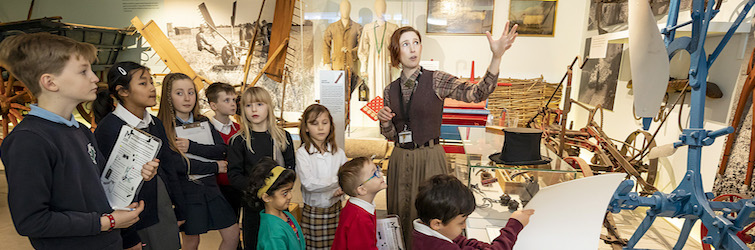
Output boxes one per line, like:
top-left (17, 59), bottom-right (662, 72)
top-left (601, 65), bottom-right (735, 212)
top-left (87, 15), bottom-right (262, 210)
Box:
top-left (487, 77), bottom-right (562, 127)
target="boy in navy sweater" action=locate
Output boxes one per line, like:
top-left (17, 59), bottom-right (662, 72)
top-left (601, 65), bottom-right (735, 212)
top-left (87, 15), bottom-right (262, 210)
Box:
top-left (413, 175), bottom-right (534, 250)
top-left (0, 33), bottom-right (158, 249)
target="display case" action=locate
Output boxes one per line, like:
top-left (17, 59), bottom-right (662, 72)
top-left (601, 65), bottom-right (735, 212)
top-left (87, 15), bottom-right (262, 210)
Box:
top-left (456, 126), bottom-right (584, 242)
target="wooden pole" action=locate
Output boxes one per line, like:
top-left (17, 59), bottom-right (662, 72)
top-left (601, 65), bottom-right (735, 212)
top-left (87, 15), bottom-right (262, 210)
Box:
top-left (249, 39), bottom-right (289, 87)
top-left (558, 65), bottom-right (573, 158)
top-left (27, 0), bottom-right (35, 20)
top-left (241, 0), bottom-right (267, 90)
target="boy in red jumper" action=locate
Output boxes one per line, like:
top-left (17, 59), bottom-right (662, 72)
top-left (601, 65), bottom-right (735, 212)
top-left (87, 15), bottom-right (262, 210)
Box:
top-left (413, 175), bottom-right (534, 250)
top-left (332, 157), bottom-right (387, 250)
top-left (205, 82), bottom-right (243, 220)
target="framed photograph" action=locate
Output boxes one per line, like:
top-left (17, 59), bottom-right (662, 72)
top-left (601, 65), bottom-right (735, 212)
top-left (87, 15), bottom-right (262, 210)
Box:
top-left (509, 0), bottom-right (558, 36)
top-left (578, 38), bottom-right (623, 110)
top-left (426, 0), bottom-right (495, 34)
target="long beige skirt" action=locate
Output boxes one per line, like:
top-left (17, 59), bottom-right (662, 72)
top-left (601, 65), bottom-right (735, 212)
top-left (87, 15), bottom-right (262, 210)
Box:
top-left (387, 144), bottom-right (449, 249)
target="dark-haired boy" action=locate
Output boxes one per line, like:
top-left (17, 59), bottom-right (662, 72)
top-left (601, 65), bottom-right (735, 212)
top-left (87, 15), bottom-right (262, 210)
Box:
top-left (332, 157), bottom-right (387, 250)
top-left (205, 82), bottom-right (242, 215)
top-left (0, 33), bottom-right (159, 249)
top-left (413, 174), bottom-right (533, 250)
top-left (205, 82), bottom-right (243, 249)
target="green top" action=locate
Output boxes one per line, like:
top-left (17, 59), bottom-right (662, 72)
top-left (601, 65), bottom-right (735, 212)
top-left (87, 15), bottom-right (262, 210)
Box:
top-left (257, 210), bottom-right (306, 250)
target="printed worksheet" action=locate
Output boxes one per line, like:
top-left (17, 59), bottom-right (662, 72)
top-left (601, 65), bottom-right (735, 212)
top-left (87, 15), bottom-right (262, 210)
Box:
top-left (100, 125), bottom-right (161, 209)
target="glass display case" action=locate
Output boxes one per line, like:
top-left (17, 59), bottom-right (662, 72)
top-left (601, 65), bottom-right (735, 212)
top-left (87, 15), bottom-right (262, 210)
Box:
top-left (456, 126), bottom-right (584, 242)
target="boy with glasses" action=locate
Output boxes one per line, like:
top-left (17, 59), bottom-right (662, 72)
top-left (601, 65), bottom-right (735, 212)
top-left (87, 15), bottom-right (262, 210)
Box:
top-left (332, 157), bottom-right (387, 249)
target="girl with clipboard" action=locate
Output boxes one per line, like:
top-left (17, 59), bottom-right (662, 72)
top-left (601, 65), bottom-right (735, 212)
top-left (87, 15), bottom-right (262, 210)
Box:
top-left (94, 62), bottom-right (186, 250)
top-left (157, 73), bottom-right (239, 250)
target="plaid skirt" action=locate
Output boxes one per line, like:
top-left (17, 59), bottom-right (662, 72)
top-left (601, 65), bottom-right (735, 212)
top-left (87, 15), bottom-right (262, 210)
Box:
top-left (301, 200), bottom-right (342, 249)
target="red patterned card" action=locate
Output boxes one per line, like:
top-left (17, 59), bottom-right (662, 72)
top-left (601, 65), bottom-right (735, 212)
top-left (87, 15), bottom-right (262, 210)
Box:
top-left (361, 96), bottom-right (384, 121)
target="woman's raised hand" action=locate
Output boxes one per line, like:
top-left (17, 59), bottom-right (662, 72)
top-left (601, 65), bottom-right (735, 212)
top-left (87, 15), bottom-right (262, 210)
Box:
top-left (486, 21), bottom-right (518, 58)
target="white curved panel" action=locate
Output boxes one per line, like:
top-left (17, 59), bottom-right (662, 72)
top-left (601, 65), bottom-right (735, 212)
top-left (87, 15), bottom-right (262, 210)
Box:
top-left (629, 0), bottom-right (670, 118)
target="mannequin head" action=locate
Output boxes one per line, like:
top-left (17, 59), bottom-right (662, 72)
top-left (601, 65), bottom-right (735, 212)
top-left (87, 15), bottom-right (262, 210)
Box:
top-left (374, 0), bottom-right (386, 21)
top-left (340, 0), bottom-right (351, 20)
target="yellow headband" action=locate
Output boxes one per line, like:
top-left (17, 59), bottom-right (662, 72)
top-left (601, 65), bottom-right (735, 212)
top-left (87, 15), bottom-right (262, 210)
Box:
top-left (257, 166), bottom-right (286, 198)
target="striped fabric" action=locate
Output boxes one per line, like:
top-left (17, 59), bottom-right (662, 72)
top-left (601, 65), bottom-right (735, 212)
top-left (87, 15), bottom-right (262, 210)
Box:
top-left (301, 200), bottom-right (342, 249)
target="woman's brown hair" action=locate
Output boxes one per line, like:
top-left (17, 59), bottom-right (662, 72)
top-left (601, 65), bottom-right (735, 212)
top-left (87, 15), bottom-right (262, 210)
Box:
top-left (389, 26), bottom-right (422, 67)
top-left (298, 104), bottom-right (338, 154)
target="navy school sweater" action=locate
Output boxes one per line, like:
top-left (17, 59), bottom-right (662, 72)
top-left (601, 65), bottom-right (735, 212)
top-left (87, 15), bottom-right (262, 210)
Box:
top-left (227, 130), bottom-right (296, 194)
top-left (94, 113), bottom-right (188, 226)
top-left (173, 116), bottom-right (227, 196)
top-left (1, 115), bottom-right (121, 249)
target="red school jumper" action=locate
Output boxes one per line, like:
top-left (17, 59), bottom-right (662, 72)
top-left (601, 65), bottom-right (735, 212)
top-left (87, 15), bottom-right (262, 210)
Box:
top-left (332, 199), bottom-right (378, 250)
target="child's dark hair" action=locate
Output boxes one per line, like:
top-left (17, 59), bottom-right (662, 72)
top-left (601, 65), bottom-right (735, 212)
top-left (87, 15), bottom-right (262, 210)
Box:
top-left (246, 157), bottom-right (296, 207)
top-left (93, 61), bottom-right (149, 123)
top-left (205, 82), bottom-right (236, 103)
top-left (337, 157), bottom-right (371, 197)
top-left (415, 174), bottom-right (476, 225)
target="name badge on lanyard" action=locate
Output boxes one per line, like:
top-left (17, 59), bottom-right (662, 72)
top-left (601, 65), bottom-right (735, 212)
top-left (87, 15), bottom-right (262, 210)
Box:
top-left (398, 125), bottom-right (412, 144)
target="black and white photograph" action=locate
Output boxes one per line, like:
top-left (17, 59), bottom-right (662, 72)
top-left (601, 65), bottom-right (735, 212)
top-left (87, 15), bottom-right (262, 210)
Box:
top-left (587, 0), bottom-right (692, 33)
top-left (578, 38), bottom-right (623, 110)
top-left (166, 1), bottom-right (314, 112)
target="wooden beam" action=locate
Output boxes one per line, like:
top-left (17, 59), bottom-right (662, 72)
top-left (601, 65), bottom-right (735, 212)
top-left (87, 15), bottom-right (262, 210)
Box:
top-left (249, 38), bottom-right (289, 87)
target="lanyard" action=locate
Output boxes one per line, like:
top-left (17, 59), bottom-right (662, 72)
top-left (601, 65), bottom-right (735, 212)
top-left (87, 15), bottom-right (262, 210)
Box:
top-left (397, 71), bottom-right (421, 127)
top-left (374, 21), bottom-right (387, 55)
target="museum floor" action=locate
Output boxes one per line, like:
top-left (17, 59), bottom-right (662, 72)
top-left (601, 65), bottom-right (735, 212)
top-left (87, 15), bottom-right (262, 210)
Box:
top-left (0, 169), bottom-right (702, 249)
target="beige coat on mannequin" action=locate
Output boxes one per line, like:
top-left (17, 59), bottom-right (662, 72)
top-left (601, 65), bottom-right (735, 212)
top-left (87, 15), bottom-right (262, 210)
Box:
top-left (358, 0), bottom-right (398, 100)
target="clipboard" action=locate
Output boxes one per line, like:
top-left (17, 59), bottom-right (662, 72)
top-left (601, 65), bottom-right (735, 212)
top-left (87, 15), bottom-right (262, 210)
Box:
top-left (175, 121), bottom-right (215, 180)
top-left (100, 125), bottom-right (162, 210)
top-left (376, 215), bottom-right (405, 250)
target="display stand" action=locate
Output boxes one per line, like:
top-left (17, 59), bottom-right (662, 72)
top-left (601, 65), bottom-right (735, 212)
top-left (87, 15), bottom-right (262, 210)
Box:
top-left (608, 0), bottom-right (755, 249)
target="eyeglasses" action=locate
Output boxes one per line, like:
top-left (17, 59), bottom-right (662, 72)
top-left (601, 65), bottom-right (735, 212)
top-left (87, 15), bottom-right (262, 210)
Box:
top-left (360, 165), bottom-right (383, 186)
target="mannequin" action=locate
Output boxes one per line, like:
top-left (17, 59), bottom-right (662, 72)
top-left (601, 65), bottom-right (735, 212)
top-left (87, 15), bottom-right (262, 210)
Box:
top-left (323, 0), bottom-right (362, 92)
top-left (357, 0), bottom-right (398, 100)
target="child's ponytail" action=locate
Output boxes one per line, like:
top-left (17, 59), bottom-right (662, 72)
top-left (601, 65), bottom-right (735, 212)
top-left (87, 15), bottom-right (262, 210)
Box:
top-left (93, 88), bottom-right (115, 123)
top-left (92, 61), bottom-right (148, 123)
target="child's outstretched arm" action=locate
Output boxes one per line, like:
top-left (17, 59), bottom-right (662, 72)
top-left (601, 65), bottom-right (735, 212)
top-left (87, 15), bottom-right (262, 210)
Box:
top-left (489, 209), bottom-right (533, 250)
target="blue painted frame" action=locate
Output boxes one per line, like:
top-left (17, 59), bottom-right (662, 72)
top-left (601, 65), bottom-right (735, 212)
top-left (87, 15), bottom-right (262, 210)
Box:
top-left (608, 0), bottom-right (755, 249)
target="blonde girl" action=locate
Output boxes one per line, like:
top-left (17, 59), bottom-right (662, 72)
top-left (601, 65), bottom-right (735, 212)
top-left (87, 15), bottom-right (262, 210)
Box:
top-left (295, 104), bottom-right (346, 249)
top-left (156, 73), bottom-right (240, 250)
top-left (227, 86), bottom-right (296, 249)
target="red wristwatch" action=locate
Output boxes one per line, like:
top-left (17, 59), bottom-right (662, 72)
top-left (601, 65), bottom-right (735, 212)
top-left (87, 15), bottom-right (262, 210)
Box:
top-left (103, 213), bottom-right (115, 232)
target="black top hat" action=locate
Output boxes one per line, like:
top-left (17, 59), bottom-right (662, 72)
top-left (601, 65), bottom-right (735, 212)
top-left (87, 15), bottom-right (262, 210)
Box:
top-left (489, 128), bottom-right (552, 166)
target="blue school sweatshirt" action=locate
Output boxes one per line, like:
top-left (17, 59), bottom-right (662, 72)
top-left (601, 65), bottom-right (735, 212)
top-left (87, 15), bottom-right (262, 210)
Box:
top-left (1, 115), bottom-right (121, 249)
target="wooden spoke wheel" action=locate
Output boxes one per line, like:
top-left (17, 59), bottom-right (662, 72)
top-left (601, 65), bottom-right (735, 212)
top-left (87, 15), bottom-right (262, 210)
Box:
top-left (0, 66), bottom-right (34, 143)
top-left (701, 193), bottom-right (755, 250)
top-left (620, 130), bottom-right (659, 186)
top-left (76, 101), bottom-right (96, 129)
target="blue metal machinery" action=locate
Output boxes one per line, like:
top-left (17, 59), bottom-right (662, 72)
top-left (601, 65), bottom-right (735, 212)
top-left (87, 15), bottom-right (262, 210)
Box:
top-left (608, 0), bottom-right (755, 249)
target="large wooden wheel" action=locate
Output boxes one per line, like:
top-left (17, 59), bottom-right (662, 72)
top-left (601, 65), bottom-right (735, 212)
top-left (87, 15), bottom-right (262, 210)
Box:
top-left (0, 66), bottom-right (33, 143)
top-left (701, 194), bottom-right (755, 250)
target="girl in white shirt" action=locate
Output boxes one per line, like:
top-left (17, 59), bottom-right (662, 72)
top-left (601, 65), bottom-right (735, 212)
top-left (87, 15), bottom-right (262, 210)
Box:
top-left (296, 104), bottom-right (347, 249)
